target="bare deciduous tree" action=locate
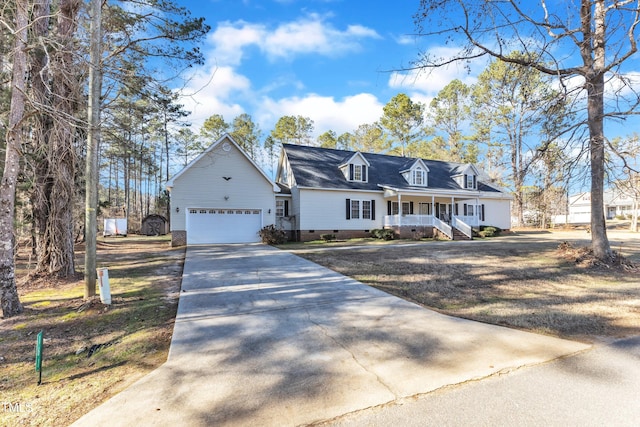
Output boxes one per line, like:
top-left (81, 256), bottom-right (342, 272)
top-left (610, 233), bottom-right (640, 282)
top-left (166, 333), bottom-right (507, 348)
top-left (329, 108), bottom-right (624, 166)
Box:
top-left (414, 0), bottom-right (640, 260)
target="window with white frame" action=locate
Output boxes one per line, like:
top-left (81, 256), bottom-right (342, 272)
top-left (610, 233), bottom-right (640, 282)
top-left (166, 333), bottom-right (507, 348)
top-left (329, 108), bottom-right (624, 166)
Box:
top-left (351, 200), bottom-right (360, 219)
top-left (354, 165), bottom-right (363, 181)
top-left (402, 202), bottom-right (411, 215)
top-left (362, 200), bottom-right (371, 219)
top-left (391, 202), bottom-right (399, 215)
top-left (347, 198), bottom-right (375, 220)
top-left (418, 202), bottom-right (431, 215)
top-left (413, 167), bottom-right (426, 186)
top-left (391, 201), bottom-right (411, 215)
top-left (276, 200), bottom-right (285, 217)
top-left (466, 174), bottom-right (475, 189)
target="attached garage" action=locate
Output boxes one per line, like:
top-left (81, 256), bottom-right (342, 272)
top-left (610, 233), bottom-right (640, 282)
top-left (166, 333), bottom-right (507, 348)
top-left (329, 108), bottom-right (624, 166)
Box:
top-left (186, 208), bottom-right (262, 244)
top-left (166, 134), bottom-right (280, 247)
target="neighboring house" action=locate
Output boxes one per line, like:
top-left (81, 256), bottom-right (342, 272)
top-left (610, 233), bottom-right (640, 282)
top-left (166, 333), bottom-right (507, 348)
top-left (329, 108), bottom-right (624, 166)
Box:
top-left (166, 135), bottom-right (512, 246)
top-left (166, 135), bottom-right (280, 245)
top-left (274, 144), bottom-right (512, 242)
top-left (555, 190), bottom-right (640, 224)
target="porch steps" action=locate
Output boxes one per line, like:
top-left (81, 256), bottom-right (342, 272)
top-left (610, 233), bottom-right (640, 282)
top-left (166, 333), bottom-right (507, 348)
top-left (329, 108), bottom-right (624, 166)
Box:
top-left (452, 227), bottom-right (472, 241)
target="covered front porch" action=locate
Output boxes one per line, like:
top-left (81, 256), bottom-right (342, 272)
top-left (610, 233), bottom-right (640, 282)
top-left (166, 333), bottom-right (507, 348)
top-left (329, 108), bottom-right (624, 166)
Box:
top-left (382, 190), bottom-right (484, 240)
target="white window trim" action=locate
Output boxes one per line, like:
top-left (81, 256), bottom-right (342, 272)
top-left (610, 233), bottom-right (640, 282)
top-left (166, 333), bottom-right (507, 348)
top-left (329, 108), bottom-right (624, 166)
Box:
top-left (413, 168), bottom-right (426, 186)
top-left (351, 200), bottom-right (361, 219)
top-left (352, 199), bottom-right (372, 219)
top-left (354, 165), bottom-right (363, 181)
top-left (362, 200), bottom-right (371, 219)
top-left (466, 174), bottom-right (475, 189)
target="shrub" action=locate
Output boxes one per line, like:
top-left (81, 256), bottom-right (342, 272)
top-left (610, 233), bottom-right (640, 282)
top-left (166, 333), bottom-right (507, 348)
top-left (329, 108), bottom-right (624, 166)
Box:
top-left (320, 233), bottom-right (336, 242)
top-left (479, 225), bottom-right (501, 238)
top-left (370, 228), bottom-right (395, 240)
top-left (259, 225), bottom-right (287, 245)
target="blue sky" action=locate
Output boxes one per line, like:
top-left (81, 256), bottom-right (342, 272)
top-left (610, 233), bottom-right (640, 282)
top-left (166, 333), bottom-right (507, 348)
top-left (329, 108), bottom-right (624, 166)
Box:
top-left (174, 0), bottom-right (480, 138)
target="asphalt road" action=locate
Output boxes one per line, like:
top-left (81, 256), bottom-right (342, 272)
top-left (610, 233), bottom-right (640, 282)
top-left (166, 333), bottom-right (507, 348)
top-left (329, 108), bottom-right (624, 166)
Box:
top-left (328, 335), bottom-right (640, 427)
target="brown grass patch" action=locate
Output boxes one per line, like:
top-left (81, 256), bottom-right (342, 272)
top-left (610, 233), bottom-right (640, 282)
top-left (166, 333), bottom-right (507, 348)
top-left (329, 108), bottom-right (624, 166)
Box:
top-left (293, 232), bottom-right (640, 343)
top-left (0, 235), bottom-right (185, 427)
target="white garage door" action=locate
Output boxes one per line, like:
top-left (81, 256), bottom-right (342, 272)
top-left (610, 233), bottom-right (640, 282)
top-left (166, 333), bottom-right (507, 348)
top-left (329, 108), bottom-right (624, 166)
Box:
top-left (186, 208), bottom-right (262, 244)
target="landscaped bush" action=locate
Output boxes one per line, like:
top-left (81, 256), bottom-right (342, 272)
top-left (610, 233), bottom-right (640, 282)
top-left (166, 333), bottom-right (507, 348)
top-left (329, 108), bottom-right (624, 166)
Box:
top-left (259, 225), bottom-right (287, 244)
top-left (478, 225), bottom-right (502, 238)
top-left (370, 228), bottom-right (395, 240)
top-left (320, 233), bottom-right (336, 242)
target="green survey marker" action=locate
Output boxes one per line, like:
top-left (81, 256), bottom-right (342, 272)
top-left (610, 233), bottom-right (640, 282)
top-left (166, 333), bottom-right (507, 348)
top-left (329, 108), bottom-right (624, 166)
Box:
top-left (35, 331), bottom-right (43, 385)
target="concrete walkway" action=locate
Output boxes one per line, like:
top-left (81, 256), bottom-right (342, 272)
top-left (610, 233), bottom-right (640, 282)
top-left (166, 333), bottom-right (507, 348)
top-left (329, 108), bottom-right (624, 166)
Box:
top-left (72, 244), bottom-right (589, 427)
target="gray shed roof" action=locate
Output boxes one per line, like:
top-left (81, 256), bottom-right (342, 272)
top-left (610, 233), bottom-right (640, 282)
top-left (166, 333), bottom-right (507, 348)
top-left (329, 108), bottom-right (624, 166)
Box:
top-left (282, 144), bottom-right (502, 193)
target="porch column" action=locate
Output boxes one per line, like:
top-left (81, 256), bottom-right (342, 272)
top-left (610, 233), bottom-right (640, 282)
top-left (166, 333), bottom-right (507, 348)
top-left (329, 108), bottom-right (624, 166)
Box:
top-left (397, 193), bottom-right (402, 227)
top-left (451, 196), bottom-right (455, 220)
top-left (476, 197), bottom-right (480, 227)
top-left (431, 195), bottom-right (435, 222)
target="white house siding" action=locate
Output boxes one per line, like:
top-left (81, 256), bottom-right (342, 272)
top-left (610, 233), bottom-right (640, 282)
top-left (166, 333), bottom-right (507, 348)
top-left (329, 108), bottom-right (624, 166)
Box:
top-left (298, 188), bottom-right (385, 232)
top-left (169, 142), bottom-right (275, 237)
top-left (481, 198), bottom-right (511, 230)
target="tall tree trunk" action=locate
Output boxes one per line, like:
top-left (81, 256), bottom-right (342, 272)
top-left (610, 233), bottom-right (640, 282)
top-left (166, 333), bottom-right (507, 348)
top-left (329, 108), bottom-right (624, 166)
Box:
top-left (31, 0), bottom-right (53, 274)
top-left (36, 0), bottom-right (81, 277)
top-left (85, 0), bottom-right (102, 298)
top-left (586, 0), bottom-right (611, 260)
top-left (1, 0), bottom-right (28, 317)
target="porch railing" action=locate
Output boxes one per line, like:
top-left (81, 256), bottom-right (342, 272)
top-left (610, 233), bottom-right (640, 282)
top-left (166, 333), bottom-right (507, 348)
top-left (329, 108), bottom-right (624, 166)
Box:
top-left (383, 214), bottom-right (433, 227)
top-left (452, 217), bottom-right (472, 239)
top-left (433, 216), bottom-right (452, 239)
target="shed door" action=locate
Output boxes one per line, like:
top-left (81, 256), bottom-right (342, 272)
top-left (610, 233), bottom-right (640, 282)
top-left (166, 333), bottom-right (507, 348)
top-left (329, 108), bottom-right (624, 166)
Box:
top-left (186, 208), bottom-right (262, 244)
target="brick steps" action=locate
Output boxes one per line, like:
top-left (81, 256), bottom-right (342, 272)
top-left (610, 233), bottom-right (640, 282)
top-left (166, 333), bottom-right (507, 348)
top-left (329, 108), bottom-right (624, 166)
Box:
top-left (452, 228), bottom-right (472, 240)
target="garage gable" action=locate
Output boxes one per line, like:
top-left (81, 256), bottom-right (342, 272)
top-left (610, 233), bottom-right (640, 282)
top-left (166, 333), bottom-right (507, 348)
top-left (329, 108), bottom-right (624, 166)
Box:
top-left (167, 134), bottom-right (279, 245)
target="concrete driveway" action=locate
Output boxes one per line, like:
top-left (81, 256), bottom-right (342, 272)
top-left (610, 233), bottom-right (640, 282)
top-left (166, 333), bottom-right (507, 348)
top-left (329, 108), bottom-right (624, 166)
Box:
top-left (72, 244), bottom-right (588, 427)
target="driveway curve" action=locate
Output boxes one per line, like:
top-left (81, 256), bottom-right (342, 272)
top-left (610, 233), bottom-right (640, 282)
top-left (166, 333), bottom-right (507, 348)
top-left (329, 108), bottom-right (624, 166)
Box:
top-left (72, 244), bottom-right (588, 427)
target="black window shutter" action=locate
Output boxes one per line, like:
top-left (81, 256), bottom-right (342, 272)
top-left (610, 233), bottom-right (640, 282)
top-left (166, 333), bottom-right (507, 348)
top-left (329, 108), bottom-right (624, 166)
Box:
top-left (463, 174), bottom-right (468, 188)
top-left (455, 204), bottom-right (459, 216)
top-left (284, 200), bottom-right (289, 217)
top-left (362, 165), bottom-right (367, 182)
top-left (473, 175), bottom-right (477, 189)
top-left (346, 199), bottom-right (351, 220)
top-left (371, 200), bottom-right (375, 220)
top-left (409, 202), bottom-right (414, 214)
top-left (387, 200), bottom-right (392, 215)
top-left (481, 204), bottom-right (485, 221)
top-left (464, 203), bottom-right (468, 216)
top-left (349, 164), bottom-right (354, 180)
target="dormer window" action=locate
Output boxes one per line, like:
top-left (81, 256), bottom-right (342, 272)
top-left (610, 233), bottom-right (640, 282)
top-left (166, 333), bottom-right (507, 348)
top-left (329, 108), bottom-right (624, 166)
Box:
top-left (402, 159), bottom-right (429, 187)
top-left (352, 164), bottom-right (366, 182)
top-left (339, 152), bottom-right (370, 183)
top-left (466, 174), bottom-right (475, 189)
top-left (454, 165), bottom-right (479, 190)
top-left (413, 167), bottom-right (426, 186)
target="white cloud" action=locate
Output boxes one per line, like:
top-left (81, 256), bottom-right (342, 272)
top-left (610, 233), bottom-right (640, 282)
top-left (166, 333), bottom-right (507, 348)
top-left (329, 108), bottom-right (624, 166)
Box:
top-left (395, 34), bottom-right (416, 46)
top-left (255, 93), bottom-right (384, 136)
top-left (177, 14), bottom-right (383, 137)
top-left (179, 65), bottom-right (251, 126)
top-left (388, 66), bottom-right (477, 98)
top-left (387, 45), bottom-right (491, 98)
top-left (208, 21), bottom-right (264, 66)
top-left (207, 14), bottom-right (381, 65)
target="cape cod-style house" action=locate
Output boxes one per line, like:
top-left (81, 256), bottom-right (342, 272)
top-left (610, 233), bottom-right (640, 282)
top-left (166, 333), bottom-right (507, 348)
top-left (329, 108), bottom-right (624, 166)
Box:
top-left (166, 134), bottom-right (512, 246)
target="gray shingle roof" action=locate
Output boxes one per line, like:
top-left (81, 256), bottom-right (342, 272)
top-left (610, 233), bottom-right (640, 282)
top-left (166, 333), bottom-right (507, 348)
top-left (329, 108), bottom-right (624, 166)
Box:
top-left (282, 144), bottom-right (502, 193)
